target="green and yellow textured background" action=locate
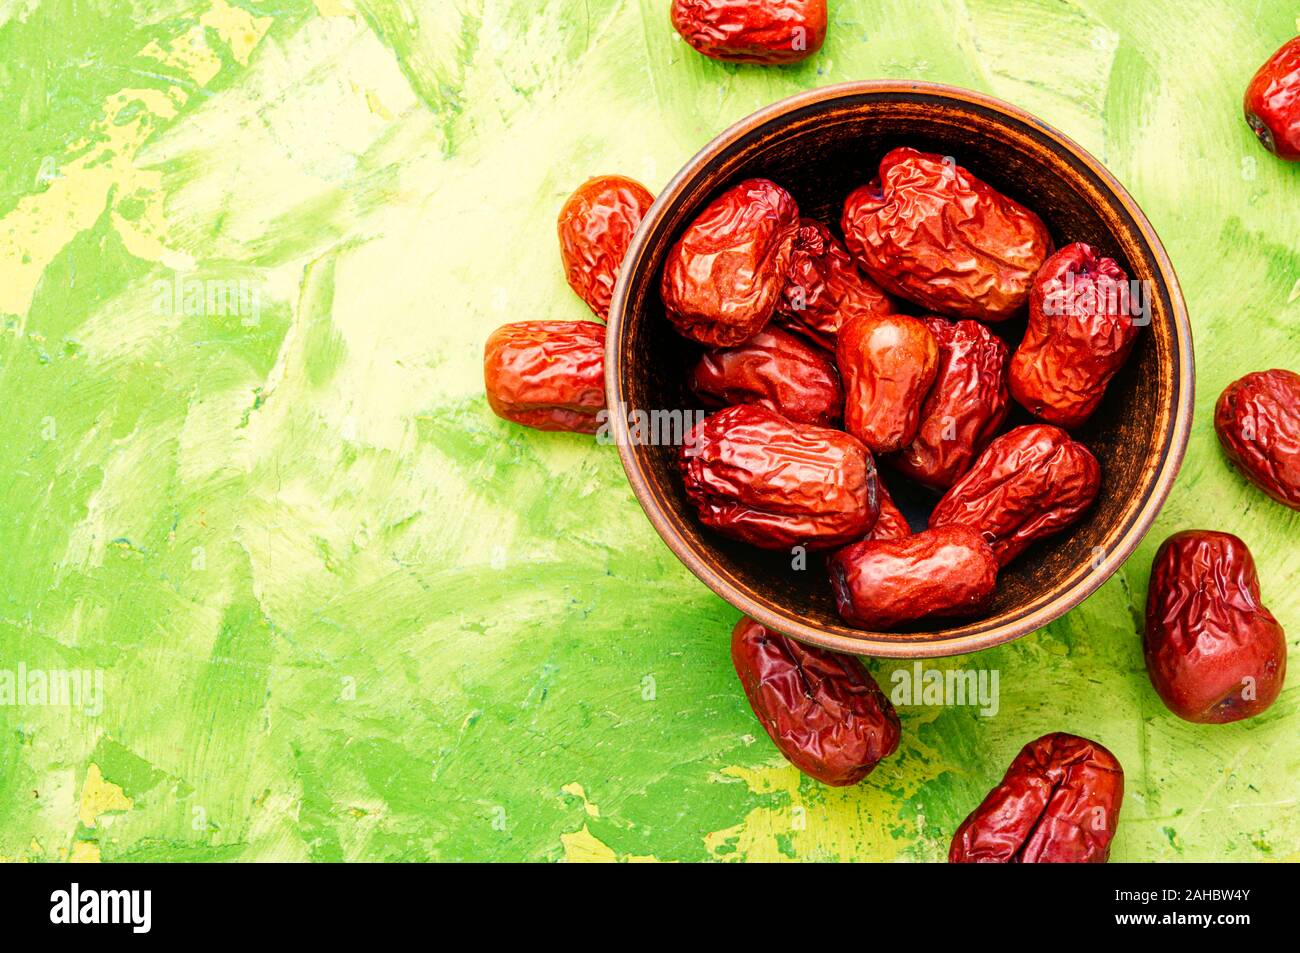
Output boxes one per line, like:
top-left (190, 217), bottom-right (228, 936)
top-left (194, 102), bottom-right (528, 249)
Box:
top-left (0, 0), bottom-right (1296, 862)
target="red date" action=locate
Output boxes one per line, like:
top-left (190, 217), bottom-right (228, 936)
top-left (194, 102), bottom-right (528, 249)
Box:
top-left (828, 525), bottom-right (997, 630)
top-left (483, 321), bottom-right (605, 434)
top-left (842, 148), bottom-right (1052, 321)
top-left (1245, 36), bottom-right (1300, 161)
top-left (866, 479), bottom-right (911, 541)
top-left (670, 0), bottom-right (827, 65)
top-left (557, 175), bottom-right (655, 319)
top-left (776, 218), bottom-right (896, 349)
top-left (893, 317), bottom-right (1010, 489)
top-left (688, 327), bottom-right (842, 427)
top-left (949, 733), bottom-right (1124, 863)
top-left (837, 312), bottom-right (939, 454)
top-left (1009, 243), bottom-right (1139, 429)
top-left (1214, 369), bottom-right (1300, 510)
top-left (680, 404), bottom-right (878, 550)
top-left (929, 425), bottom-right (1100, 566)
top-left (661, 178), bottom-right (800, 346)
top-left (1145, 530), bottom-right (1287, 724)
top-left (731, 616), bottom-right (900, 785)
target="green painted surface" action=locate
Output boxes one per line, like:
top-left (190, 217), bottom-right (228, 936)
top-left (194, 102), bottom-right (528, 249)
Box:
top-left (0, 0), bottom-right (1296, 863)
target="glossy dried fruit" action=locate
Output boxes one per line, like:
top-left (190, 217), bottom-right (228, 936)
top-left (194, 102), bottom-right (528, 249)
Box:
top-left (1245, 36), bottom-right (1300, 161)
top-left (776, 218), bottom-right (896, 349)
top-left (1145, 530), bottom-right (1287, 724)
top-left (929, 424), bottom-right (1100, 566)
top-left (842, 147), bottom-right (1052, 321)
top-left (670, 0), bottom-right (827, 65)
top-left (828, 525), bottom-right (997, 629)
top-left (688, 327), bottom-right (842, 427)
top-left (1009, 243), bottom-right (1139, 429)
top-left (558, 175), bottom-right (655, 319)
top-left (680, 404), bottom-right (878, 550)
top-left (483, 321), bottom-right (605, 433)
top-left (949, 733), bottom-right (1124, 864)
top-left (661, 178), bottom-right (800, 346)
top-left (892, 317), bottom-right (1010, 489)
top-left (731, 616), bottom-right (900, 785)
top-left (837, 312), bottom-right (939, 454)
top-left (1214, 369), bottom-right (1300, 510)
top-left (866, 479), bottom-right (911, 541)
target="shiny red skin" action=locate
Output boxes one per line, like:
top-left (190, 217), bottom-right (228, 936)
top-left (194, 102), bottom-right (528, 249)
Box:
top-left (841, 147), bottom-right (1052, 321)
top-left (483, 321), bottom-right (605, 433)
top-left (1214, 369), bottom-right (1300, 510)
top-left (1009, 243), bottom-right (1139, 429)
top-left (731, 617), bottom-right (899, 785)
top-left (893, 317), bottom-right (1010, 489)
top-left (776, 219), bottom-right (896, 349)
top-left (680, 404), bottom-right (878, 550)
top-left (670, 0), bottom-right (827, 65)
top-left (688, 327), bottom-right (843, 427)
top-left (1144, 531), bottom-right (1287, 724)
top-left (866, 479), bottom-right (911, 541)
top-left (557, 175), bottom-right (655, 320)
top-left (661, 178), bottom-right (800, 346)
top-left (837, 311), bottom-right (940, 454)
top-left (1244, 37), bottom-right (1300, 161)
top-left (949, 733), bottom-right (1124, 863)
top-left (828, 525), bottom-right (998, 630)
top-left (929, 425), bottom-right (1101, 566)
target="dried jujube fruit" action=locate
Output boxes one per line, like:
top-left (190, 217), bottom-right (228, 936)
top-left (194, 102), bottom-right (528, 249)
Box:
top-left (837, 311), bottom-right (939, 454)
top-left (1214, 369), bottom-right (1300, 510)
top-left (1144, 530), bottom-right (1287, 724)
top-left (557, 175), bottom-right (655, 319)
top-left (731, 616), bottom-right (900, 786)
top-left (865, 479), bottom-right (911, 542)
top-left (680, 404), bottom-right (878, 550)
top-left (1244, 36), bottom-right (1300, 161)
top-left (929, 424), bottom-right (1100, 566)
top-left (949, 733), bottom-right (1124, 864)
top-left (828, 525), bottom-right (998, 630)
top-left (776, 218), bottom-right (896, 349)
top-left (670, 0), bottom-right (827, 65)
top-left (842, 147), bottom-right (1052, 321)
top-left (892, 317), bottom-right (1010, 489)
top-left (688, 327), bottom-right (842, 427)
top-left (483, 321), bottom-right (605, 434)
top-left (661, 178), bottom-right (800, 346)
top-left (1009, 243), bottom-right (1139, 429)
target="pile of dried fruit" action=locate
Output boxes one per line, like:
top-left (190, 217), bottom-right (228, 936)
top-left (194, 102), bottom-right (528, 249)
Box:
top-left (480, 15), bottom-right (1300, 862)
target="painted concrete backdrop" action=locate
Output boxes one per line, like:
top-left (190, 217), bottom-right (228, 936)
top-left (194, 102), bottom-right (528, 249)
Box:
top-left (0, 0), bottom-right (1296, 861)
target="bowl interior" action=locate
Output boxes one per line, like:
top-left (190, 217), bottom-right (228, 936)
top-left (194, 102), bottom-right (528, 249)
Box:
top-left (609, 84), bottom-right (1189, 657)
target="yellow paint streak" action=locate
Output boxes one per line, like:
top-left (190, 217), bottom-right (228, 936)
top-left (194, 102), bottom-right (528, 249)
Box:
top-left (561, 781), bottom-right (600, 817)
top-left (140, 26), bottom-right (223, 86)
top-left (560, 825), bottom-right (660, 863)
top-left (201, 0), bottom-right (274, 65)
top-left (69, 841), bottom-right (102, 863)
top-left (313, 0), bottom-right (358, 18)
top-left (78, 764), bottom-right (133, 829)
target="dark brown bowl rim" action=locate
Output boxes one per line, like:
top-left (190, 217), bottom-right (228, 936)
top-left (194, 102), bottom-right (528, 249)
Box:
top-left (605, 80), bottom-right (1194, 658)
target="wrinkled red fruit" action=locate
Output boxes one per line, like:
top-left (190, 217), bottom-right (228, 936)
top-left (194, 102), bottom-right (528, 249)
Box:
top-left (842, 147), bottom-right (1052, 321)
top-left (950, 733), bottom-right (1124, 864)
top-left (1145, 530), bottom-right (1287, 724)
top-left (837, 311), bottom-right (939, 454)
top-left (893, 317), bottom-right (1010, 489)
top-left (688, 327), bottom-right (842, 427)
top-left (680, 404), bottom-right (878, 550)
top-left (731, 616), bottom-right (900, 785)
top-left (1214, 369), bottom-right (1300, 510)
top-left (661, 178), bottom-right (799, 346)
top-left (483, 321), bottom-right (605, 433)
top-left (1009, 243), bottom-right (1139, 429)
top-left (670, 0), bottom-right (827, 65)
top-left (929, 425), bottom-right (1100, 566)
top-left (776, 218), bottom-right (896, 349)
top-left (1245, 36), bottom-right (1300, 161)
top-left (557, 175), bottom-right (655, 319)
top-left (828, 525), bottom-right (998, 630)
top-left (866, 479), bottom-right (911, 542)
